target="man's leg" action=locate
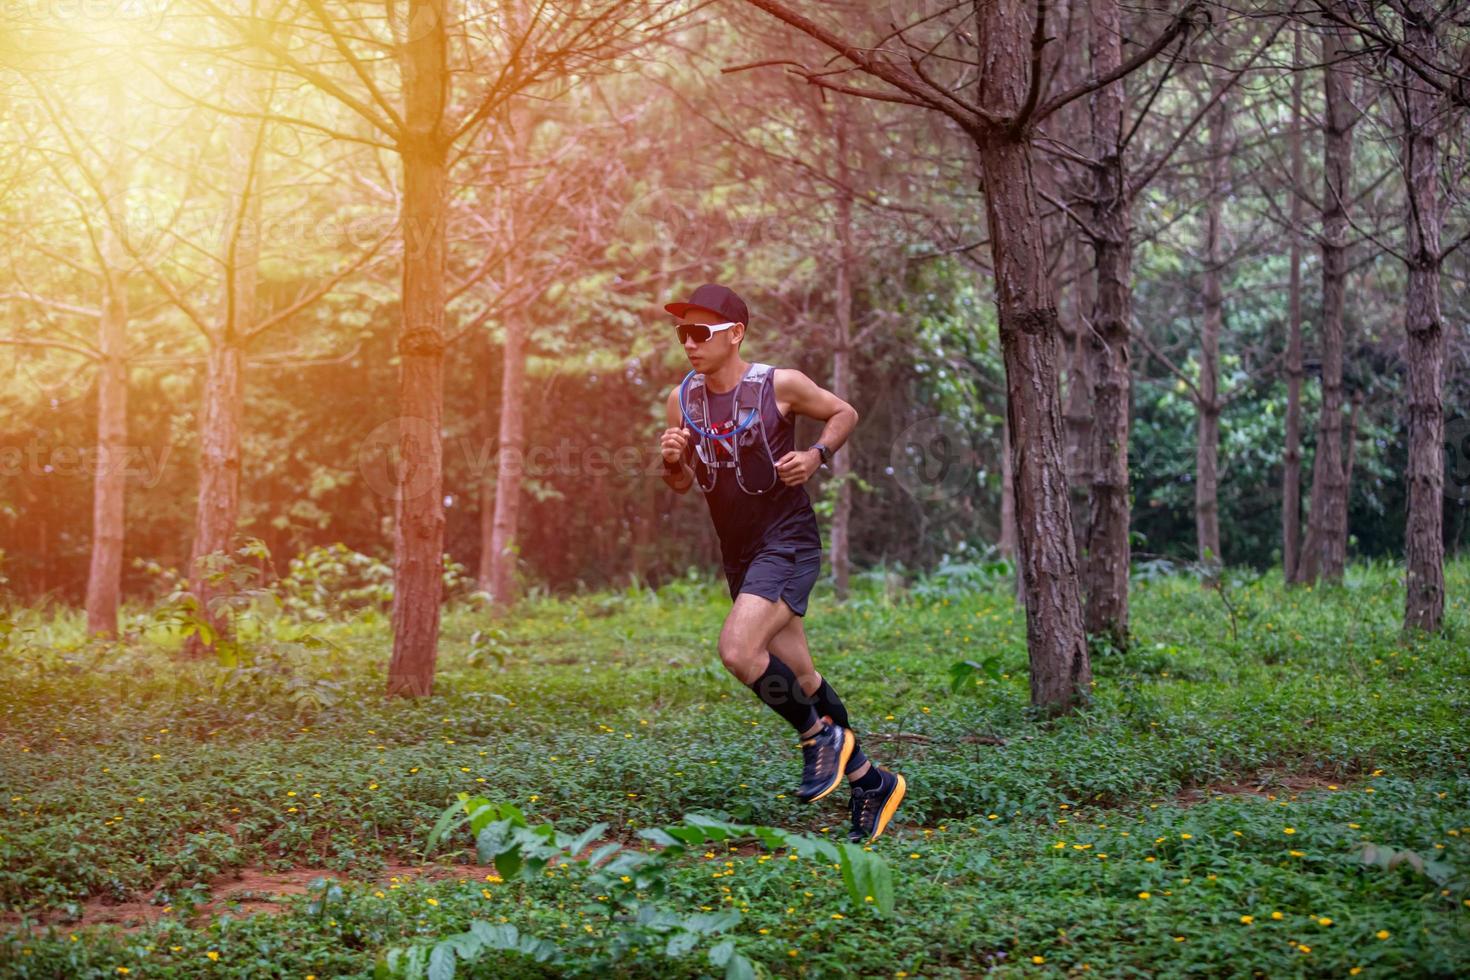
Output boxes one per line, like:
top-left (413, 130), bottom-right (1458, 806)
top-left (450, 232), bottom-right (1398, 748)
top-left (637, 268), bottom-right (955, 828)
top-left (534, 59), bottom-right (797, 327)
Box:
top-left (765, 617), bottom-right (873, 782)
top-left (765, 617), bottom-right (903, 840)
top-left (718, 593), bottom-right (820, 739)
top-left (719, 592), bottom-right (853, 802)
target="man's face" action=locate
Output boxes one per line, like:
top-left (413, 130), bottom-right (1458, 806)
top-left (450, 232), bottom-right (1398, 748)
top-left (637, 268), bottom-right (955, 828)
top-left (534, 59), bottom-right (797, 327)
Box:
top-left (677, 307), bottom-right (744, 369)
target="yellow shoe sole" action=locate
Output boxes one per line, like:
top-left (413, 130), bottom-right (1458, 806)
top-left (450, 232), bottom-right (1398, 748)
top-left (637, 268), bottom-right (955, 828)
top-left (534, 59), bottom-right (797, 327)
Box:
top-left (868, 772), bottom-right (907, 841)
top-left (804, 728), bottom-right (855, 804)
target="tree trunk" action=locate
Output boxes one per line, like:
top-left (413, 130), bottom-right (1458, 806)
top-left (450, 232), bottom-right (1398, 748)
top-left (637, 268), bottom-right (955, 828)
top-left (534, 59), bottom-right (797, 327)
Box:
top-left (184, 134), bottom-right (257, 657)
top-left (830, 110), bottom-right (856, 601)
top-left (185, 342), bottom-right (244, 656)
top-left (1064, 235), bottom-right (1095, 561)
top-left (1081, 0), bottom-right (1132, 648)
top-left (477, 325), bottom-right (499, 592)
top-left (1195, 90), bottom-right (1231, 579)
top-left (1299, 23), bottom-right (1355, 585)
top-left (1344, 389), bottom-right (1361, 492)
top-left (85, 130), bottom-right (130, 638)
top-left (1058, 0), bottom-right (1095, 563)
top-left (1400, 0), bottom-right (1446, 633)
top-left (999, 411), bottom-right (1023, 606)
top-left (1283, 28), bottom-right (1306, 583)
top-left (487, 299), bottom-right (526, 611)
top-left (485, 111), bottom-right (534, 613)
top-left (386, 0), bottom-right (448, 696)
top-left (974, 0), bottom-right (1091, 713)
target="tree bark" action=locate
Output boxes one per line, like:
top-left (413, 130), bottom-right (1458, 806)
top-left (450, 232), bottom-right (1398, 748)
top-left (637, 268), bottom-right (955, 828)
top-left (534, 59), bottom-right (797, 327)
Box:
top-left (999, 410), bottom-right (1024, 606)
top-left (185, 342), bottom-right (244, 655)
top-left (1064, 234), bottom-right (1095, 561)
top-left (830, 109), bottom-right (856, 601)
top-left (477, 324), bottom-right (499, 592)
top-left (386, 0), bottom-right (448, 696)
top-left (1299, 22), bottom-right (1355, 585)
top-left (1400, 0), bottom-right (1447, 633)
top-left (1081, 0), bottom-right (1132, 648)
top-left (1282, 30), bottom-right (1306, 582)
top-left (484, 111), bottom-right (534, 614)
top-left (85, 106), bottom-right (130, 638)
top-left (487, 299), bottom-right (526, 611)
top-left (975, 0), bottom-right (1091, 712)
top-left (1058, 0), bottom-right (1095, 563)
top-left (1195, 90), bottom-right (1231, 578)
top-left (184, 122), bottom-right (257, 657)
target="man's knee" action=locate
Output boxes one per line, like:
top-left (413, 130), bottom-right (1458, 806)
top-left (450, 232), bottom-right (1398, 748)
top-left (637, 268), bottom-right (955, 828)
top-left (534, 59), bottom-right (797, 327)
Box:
top-left (718, 632), bottom-right (761, 681)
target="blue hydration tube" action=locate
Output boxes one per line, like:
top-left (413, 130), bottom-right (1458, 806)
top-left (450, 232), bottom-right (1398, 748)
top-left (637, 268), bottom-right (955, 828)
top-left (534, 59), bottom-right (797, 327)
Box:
top-left (678, 369), bottom-right (758, 440)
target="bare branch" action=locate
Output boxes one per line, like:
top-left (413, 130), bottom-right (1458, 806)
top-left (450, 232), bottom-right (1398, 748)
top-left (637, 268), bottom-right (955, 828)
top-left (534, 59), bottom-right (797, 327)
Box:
top-left (0, 336), bottom-right (100, 360)
top-left (1034, 1), bottom-right (1205, 124)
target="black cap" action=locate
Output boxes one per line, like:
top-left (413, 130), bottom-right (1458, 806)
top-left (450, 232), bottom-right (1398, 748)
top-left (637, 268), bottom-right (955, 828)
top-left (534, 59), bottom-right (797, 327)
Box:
top-left (663, 283), bottom-right (749, 326)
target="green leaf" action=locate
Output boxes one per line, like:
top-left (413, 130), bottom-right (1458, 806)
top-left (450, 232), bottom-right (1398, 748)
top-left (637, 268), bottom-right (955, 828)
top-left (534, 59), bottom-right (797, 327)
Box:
top-left (424, 799), bottom-right (471, 860)
top-left (585, 842), bottom-right (622, 867)
top-left (493, 846), bottom-right (523, 880)
top-left (685, 910), bottom-right (741, 933)
top-left (663, 825), bottom-right (707, 844)
top-left (665, 931), bottom-right (700, 958)
top-left (520, 935), bottom-right (559, 963)
top-left (638, 828), bottom-right (680, 847)
top-left (708, 939), bottom-right (735, 967)
top-left (838, 841), bottom-right (864, 905)
top-left (463, 798), bottom-right (497, 836)
top-left (444, 933), bottom-right (481, 959)
top-left (869, 853), bottom-right (895, 916)
top-left (427, 942), bottom-right (456, 980)
top-left (725, 952), bottom-right (757, 980)
top-left (469, 921), bottom-right (517, 948)
top-left (564, 821), bottom-right (608, 859)
top-left (837, 842), bottom-right (894, 917)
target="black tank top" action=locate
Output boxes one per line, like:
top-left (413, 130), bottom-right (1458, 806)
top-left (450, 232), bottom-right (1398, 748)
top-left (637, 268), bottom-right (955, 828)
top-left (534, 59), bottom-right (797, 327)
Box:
top-left (698, 372), bottom-right (821, 567)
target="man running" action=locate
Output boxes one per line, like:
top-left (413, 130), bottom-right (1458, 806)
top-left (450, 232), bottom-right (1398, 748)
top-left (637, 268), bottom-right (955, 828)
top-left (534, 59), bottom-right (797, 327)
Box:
top-left (657, 283), bottom-right (906, 843)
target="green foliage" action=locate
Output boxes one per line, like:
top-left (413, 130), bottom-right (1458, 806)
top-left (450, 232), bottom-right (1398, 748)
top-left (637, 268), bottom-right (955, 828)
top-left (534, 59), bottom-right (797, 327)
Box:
top-left (1, 557), bottom-right (1467, 976)
top-left (276, 543), bottom-right (395, 621)
top-left (380, 794), bottom-right (887, 978)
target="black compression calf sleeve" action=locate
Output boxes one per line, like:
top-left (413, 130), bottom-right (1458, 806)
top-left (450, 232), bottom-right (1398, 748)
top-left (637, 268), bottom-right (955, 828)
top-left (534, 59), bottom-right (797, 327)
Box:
top-left (815, 677), bottom-right (869, 774)
top-left (813, 677), bottom-right (850, 728)
top-left (747, 655), bottom-right (821, 734)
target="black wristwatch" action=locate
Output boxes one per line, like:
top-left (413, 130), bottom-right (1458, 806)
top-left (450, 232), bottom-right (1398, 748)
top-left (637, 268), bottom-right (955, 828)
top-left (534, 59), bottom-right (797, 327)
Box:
top-left (811, 443), bottom-right (832, 468)
top-left (663, 455), bottom-right (683, 475)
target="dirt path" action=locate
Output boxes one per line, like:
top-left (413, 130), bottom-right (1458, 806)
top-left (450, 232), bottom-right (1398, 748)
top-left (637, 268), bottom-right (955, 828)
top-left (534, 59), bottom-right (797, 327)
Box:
top-left (3, 861), bottom-right (501, 933)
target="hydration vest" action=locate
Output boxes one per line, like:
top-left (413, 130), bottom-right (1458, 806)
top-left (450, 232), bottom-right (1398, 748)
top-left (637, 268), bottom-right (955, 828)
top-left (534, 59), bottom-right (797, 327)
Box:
top-left (682, 362), bottom-right (782, 496)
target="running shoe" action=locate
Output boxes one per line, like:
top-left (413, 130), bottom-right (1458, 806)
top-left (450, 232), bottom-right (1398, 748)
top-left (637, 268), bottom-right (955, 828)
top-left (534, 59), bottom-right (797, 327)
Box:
top-left (796, 722), bottom-right (854, 803)
top-left (848, 766), bottom-right (907, 842)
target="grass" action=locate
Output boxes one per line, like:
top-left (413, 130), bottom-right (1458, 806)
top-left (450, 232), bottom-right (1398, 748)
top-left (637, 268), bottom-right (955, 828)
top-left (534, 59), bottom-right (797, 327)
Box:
top-left (1, 557), bottom-right (1467, 977)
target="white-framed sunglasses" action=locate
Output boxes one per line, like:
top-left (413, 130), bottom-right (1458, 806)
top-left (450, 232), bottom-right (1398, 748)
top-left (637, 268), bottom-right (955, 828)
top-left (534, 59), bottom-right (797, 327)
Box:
top-left (675, 321), bottom-right (738, 344)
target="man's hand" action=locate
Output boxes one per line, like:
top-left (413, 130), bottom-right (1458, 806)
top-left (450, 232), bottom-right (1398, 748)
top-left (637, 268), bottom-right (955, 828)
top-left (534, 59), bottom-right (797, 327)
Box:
top-left (775, 448), bottom-right (821, 486)
top-left (661, 425), bottom-right (692, 465)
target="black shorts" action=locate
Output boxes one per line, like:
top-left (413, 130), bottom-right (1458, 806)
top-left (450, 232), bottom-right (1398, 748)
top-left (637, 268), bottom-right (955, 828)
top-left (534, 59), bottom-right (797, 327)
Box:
top-left (725, 543), bottom-right (823, 616)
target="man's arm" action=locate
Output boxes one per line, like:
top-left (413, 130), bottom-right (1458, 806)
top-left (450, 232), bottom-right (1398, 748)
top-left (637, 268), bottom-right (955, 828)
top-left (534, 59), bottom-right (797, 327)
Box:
top-left (772, 369), bottom-right (859, 486)
top-left (776, 368), bottom-right (859, 457)
top-left (662, 386), bottom-right (694, 494)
